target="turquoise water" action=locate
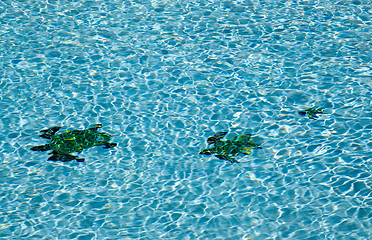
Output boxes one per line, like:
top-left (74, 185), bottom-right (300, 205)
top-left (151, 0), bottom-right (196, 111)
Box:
top-left (1, 0), bottom-right (371, 239)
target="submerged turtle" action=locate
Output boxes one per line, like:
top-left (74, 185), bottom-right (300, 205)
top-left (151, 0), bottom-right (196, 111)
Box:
top-left (199, 131), bottom-right (261, 163)
top-left (299, 107), bottom-right (325, 119)
top-left (30, 124), bottom-right (117, 162)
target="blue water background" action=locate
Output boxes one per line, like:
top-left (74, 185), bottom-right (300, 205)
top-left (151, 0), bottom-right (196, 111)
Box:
top-left (0, 0), bottom-right (371, 239)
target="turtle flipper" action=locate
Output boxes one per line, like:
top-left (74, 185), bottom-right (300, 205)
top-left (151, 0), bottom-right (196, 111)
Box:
top-left (241, 147), bottom-right (253, 155)
top-left (215, 154), bottom-right (239, 163)
top-left (48, 151), bottom-right (85, 162)
top-left (30, 144), bottom-right (51, 151)
top-left (207, 131), bottom-right (228, 144)
top-left (103, 142), bottom-right (117, 149)
top-left (39, 127), bottom-right (62, 139)
top-left (245, 140), bottom-right (262, 149)
top-left (88, 124), bottom-right (103, 130)
top-left (233, 134), bottom-right (253, 143)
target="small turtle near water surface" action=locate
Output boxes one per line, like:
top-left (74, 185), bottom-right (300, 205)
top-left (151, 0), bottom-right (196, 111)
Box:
top-left (299, 107), bottom-right (325, 119)
top-left (30, 124), bottom-right (117, 162)
top-left (199, 131), bottom-right (262, 163)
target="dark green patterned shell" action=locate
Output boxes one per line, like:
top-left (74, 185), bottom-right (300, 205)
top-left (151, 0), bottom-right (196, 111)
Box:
top-left (49, 129), bottom-right (112, 154)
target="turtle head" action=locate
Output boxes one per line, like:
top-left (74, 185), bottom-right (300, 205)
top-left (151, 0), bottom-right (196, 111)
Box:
top-left (207, 131), bottom-right (228, 144)
top-left (199, 149), bottom-right (213, 155)
top-left (30, 144), bottom-right (51, 151)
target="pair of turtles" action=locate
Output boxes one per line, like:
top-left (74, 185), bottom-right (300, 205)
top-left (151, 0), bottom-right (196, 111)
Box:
top-left (30, 108), bottom-right (325, 163)
top-left (30, 126), bottom-right (260, 164)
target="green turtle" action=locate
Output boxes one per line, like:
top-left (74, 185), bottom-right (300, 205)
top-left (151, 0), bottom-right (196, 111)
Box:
top-left (199, 131), bottom-right (261, 163)
top-left (299, 107), bottom-right (325, 119)
top-left (30, 124), bottom-right (117, 162)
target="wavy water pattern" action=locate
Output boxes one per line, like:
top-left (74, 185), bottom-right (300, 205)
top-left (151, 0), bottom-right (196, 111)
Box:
top-left (0, 0), bottom-right (371, 239)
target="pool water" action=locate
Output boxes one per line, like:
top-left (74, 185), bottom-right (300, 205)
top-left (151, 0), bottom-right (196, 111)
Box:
top-left (0, 0), bottom-right (371, 239)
